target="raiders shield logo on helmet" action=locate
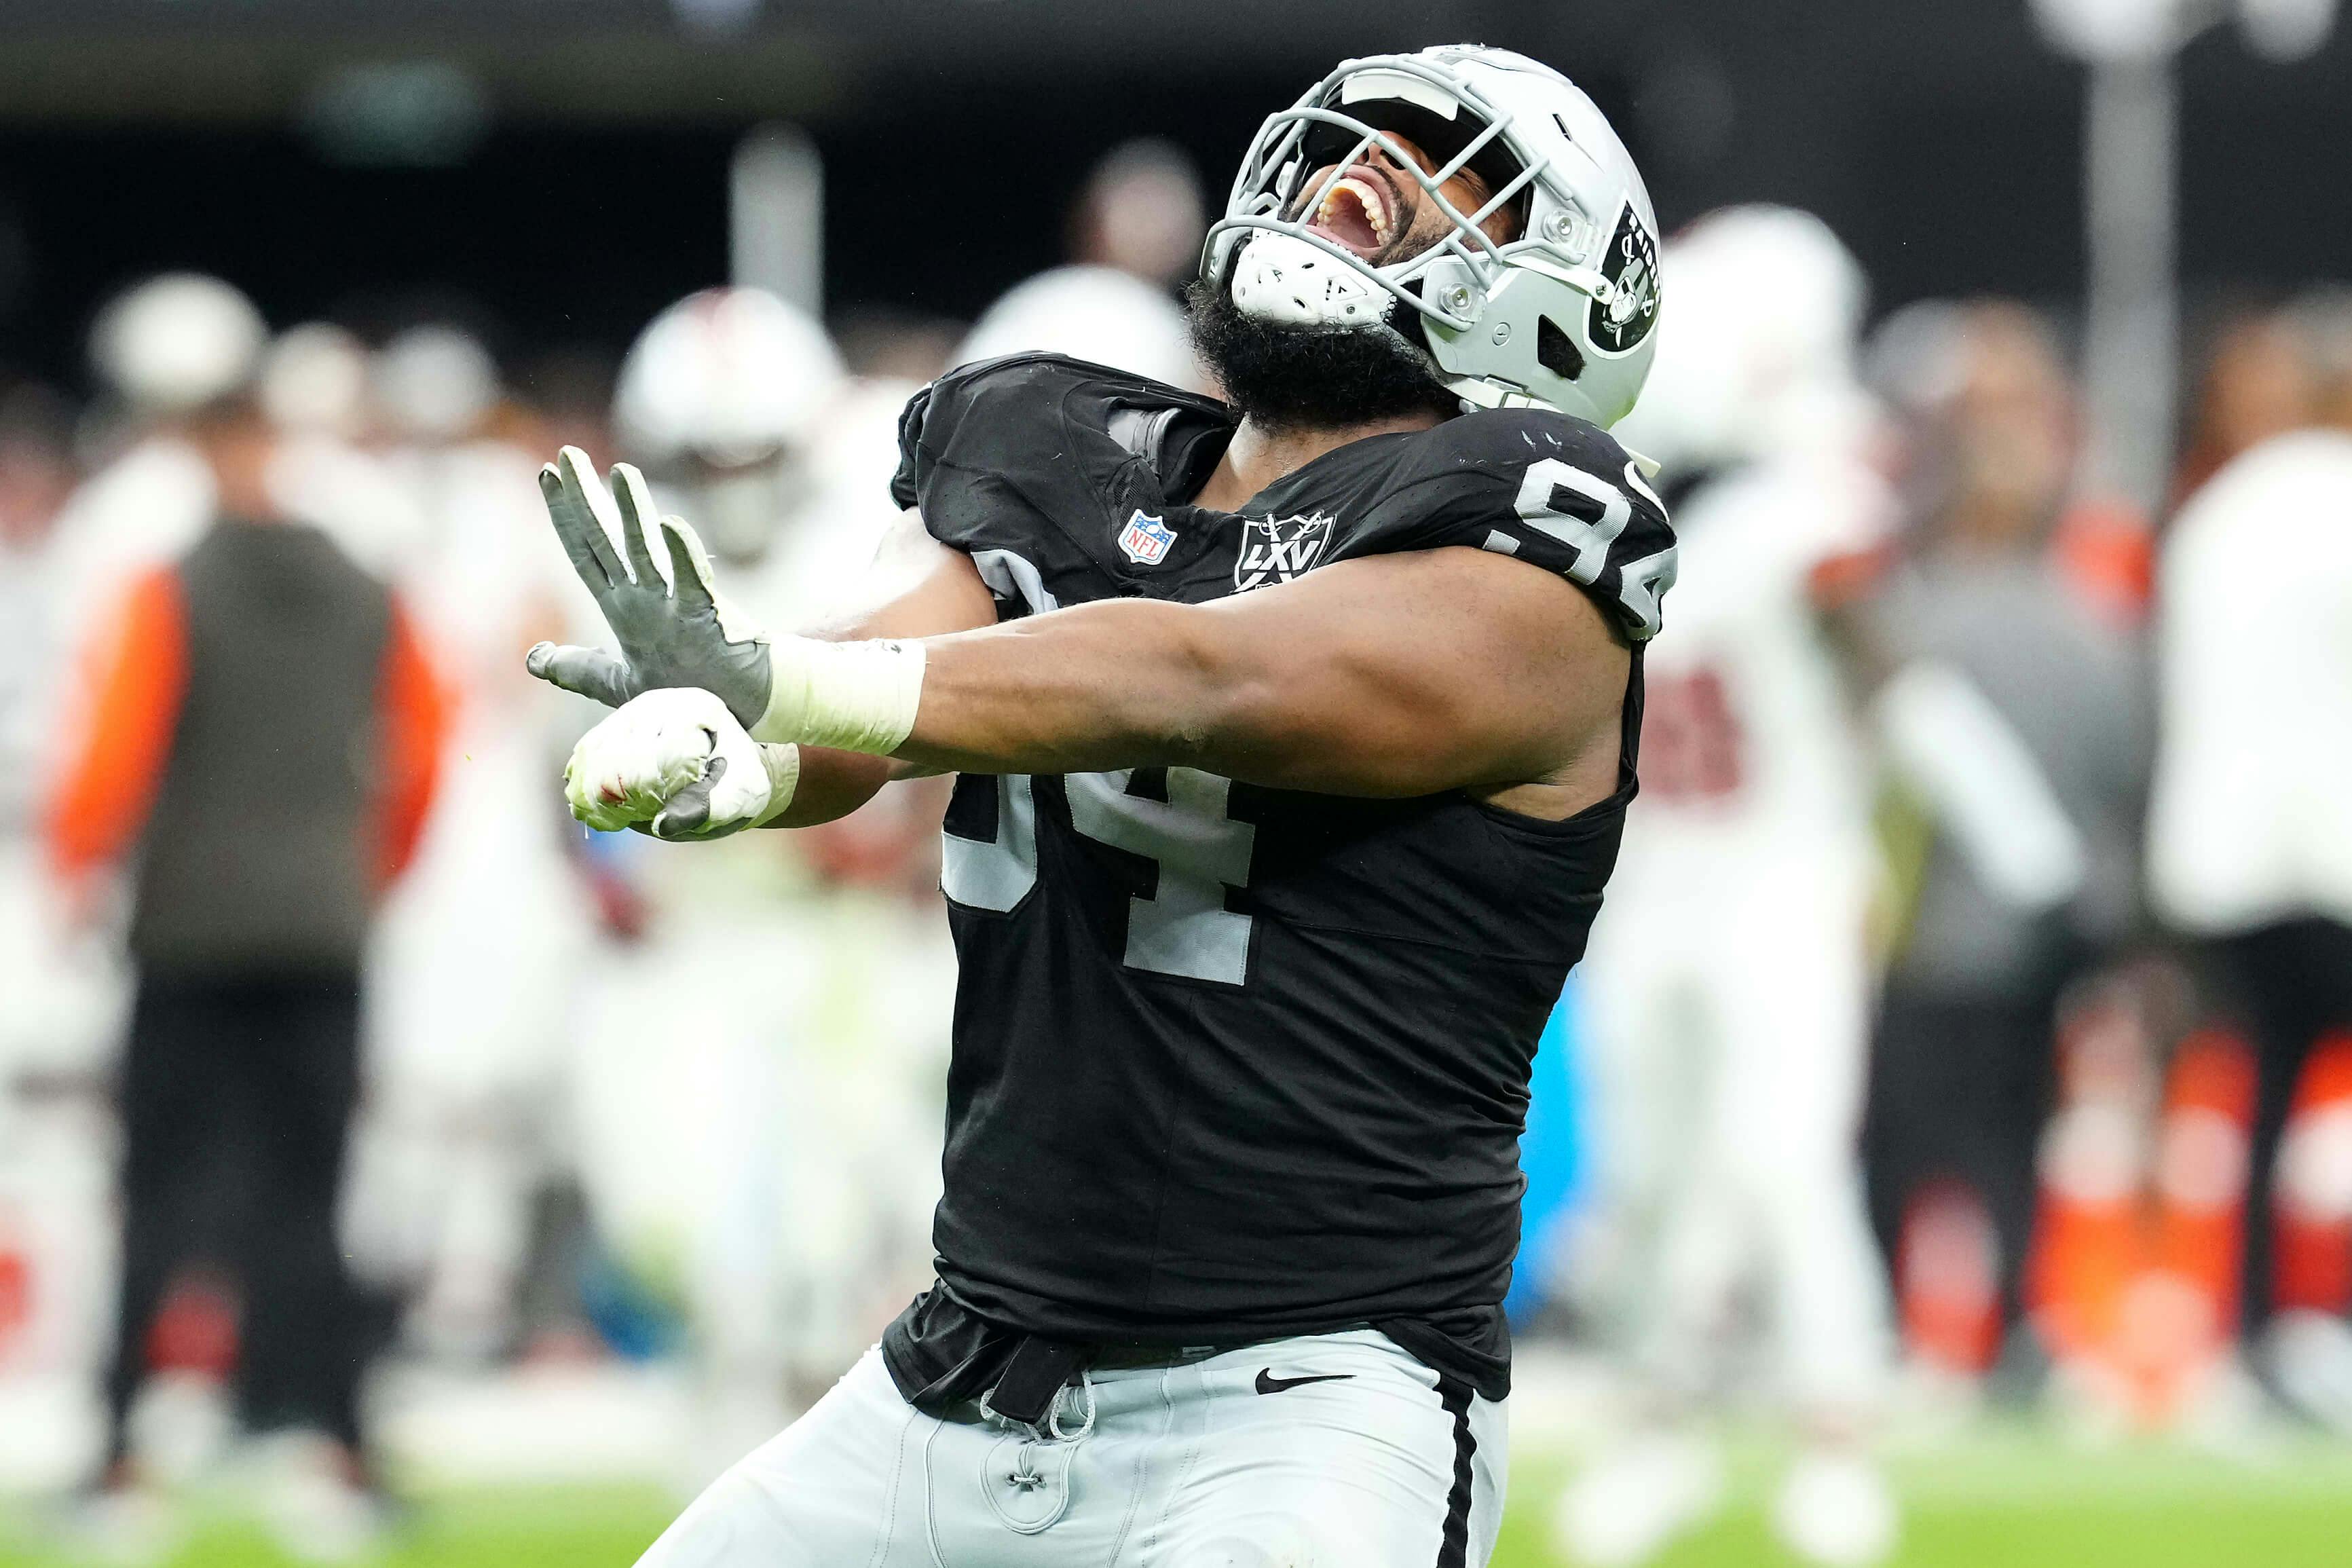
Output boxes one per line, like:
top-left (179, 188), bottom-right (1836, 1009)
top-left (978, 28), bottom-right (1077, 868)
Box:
top-left (1235, 513), bottom-right (1334, 591)
top-left (1588, 204), bottom-right (1660, 357)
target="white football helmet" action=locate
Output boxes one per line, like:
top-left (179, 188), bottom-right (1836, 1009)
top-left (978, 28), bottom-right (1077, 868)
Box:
top-left (616, 287), bottom-right (844, 470)
top-left (956, 265), bottom-right (1203, 390)
top-left (259, 322), bottom-right (371, 438)
top-left (614, 287), bottom-right (846, 563)
top-left (90, 273), bottom-right (267, 416)
top-left (1613, 206), bottom-right (1871, 472)
top-left (1203, 45), bottom-right (1661, 428)
top-left (373, 324), bottom-right (501, 443)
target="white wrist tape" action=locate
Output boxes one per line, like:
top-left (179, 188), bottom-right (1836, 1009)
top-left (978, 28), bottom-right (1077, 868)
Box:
top-left (752, 742), bottom-right (802, 826)
top-left (750, 636), bottom-right (927, 754)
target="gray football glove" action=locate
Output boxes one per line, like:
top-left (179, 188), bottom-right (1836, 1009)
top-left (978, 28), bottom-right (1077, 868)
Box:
top-left (525, 446), bottom-right (775, 727)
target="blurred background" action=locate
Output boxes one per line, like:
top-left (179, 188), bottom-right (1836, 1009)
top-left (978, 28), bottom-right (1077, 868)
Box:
top-left (3, 1), bottom-right (2352, 1565)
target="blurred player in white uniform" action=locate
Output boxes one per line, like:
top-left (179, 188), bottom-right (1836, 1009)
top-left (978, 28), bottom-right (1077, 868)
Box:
top-left (1561, 208), bottom-right (1899, 1568)
top-left (0, 379), bottom-right (102, 1085)
top-left (955, 139), bottom-right (1208, 389)
top-left (567, 289), bottom-right (954, 1479)
top-left (354, 324), bottom-right (598, 1362)
top-left (0, 381), bottom-right (117, 1492)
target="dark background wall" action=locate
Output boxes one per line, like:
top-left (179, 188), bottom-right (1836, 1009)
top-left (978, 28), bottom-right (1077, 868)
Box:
top-left (0, 0), bottom-right (2346, 386)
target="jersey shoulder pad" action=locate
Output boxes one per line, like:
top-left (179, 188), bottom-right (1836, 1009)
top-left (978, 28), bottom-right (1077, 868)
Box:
top-left (1354, 409), bottom-right (1679, 641)
top-left (889, 353), bottom-right (1228, 558)
top-left (888, 354), bottom-right (1101, 528)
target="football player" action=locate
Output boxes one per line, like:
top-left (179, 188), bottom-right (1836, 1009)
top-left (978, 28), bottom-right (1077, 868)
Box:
top-left (529, 45), bottom-right (1674, 1567)
top-left (1561, 208), bottom-right (1899, 1568)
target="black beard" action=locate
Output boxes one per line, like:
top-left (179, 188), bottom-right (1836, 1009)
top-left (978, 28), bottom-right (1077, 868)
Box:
top-left (1186, 280), bottom-right (1459, 432)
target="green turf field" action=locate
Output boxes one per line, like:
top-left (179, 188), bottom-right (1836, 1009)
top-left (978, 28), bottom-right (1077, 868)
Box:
top-left (1495, 1433), bottom-right (2352, 1568)
top-left (8, 1430), bottom-right (2351, 1567)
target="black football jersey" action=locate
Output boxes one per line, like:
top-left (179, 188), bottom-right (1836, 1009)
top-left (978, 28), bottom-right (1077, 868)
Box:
top-left (876, 354), bottom-right (1676, 1406)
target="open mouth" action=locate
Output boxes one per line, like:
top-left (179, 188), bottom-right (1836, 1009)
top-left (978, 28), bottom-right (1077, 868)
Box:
top-left (1303, 170), bottom-right (1396, 260)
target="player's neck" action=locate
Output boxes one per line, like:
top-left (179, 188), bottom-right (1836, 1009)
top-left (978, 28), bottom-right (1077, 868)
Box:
top-left (1191, 411), bottom-right (1448, 512)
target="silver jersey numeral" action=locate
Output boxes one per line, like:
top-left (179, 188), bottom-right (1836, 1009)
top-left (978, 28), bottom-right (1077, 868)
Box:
top-left (1064, 768), bottom-right (1256, 986)
top-left (933, 548), bottom-right (1255, 983)
top-left (941, 767), bottom-right (1256, 986)
top-left (1514, 457), bottom-right (1630, 584)
top-left (1511, 456), bottom-right (1677, 639)
top-left (939, 774), bottom-right (1039, 912)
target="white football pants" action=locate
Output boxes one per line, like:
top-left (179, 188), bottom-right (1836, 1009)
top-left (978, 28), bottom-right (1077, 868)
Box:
top-left (637, 1328), bottom-right (1506, 1568)
top-left (1577, 844), bottom-right (1892, 1413)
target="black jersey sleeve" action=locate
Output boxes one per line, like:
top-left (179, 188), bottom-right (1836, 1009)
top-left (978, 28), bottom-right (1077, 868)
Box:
top-left (1342, 409), bottom-right (1679, 641)
top-left (889, 354), bottom-right (1112, 561)
top-left (889, 353), bottom-right (1231, 581)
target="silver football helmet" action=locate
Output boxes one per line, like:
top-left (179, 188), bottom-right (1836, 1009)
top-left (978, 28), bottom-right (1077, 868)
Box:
top-left (1203, 45), bottom-right (1661, 428)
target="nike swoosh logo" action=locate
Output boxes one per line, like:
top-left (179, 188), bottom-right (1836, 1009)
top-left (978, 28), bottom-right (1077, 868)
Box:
top-left (1254, 1368), bottom-right (1356, 1395)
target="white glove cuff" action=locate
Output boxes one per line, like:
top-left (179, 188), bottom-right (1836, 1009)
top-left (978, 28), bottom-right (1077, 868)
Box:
top-left (752, 637), bottom-right (927, 755)
top-left (752, 742), bottom-right (802, 826)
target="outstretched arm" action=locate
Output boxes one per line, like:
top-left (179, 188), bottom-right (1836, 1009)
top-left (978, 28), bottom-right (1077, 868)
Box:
top-left (559, 511), bottom-right (1630, 835)
top-left (894, 545), bottom-right (1629, 808)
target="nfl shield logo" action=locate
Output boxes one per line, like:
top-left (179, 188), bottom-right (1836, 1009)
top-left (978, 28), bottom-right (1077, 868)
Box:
top-left (1235, 512), bottom-right (1334, 591)
top-left (1118, 509), bottom-right (1178, 566)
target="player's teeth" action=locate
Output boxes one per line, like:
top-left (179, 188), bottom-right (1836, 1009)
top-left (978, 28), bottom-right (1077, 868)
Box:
top-left (1313, 179), bottom-right (1389, 242)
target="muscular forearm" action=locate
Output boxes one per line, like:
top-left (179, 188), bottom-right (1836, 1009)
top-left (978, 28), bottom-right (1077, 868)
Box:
top-left (897, 601), bottom-right (1222, 777)
top-left (763, 747), bottom-right (929, 828)
top-left (893, 593), bottom-right (1506, 796)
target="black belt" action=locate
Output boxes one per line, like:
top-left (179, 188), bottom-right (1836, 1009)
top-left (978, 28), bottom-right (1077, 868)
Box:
top-left (982, 1337), bottom-right (1085, 1425)
top-left (982, 1335), bottom-right (1233, 1423)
